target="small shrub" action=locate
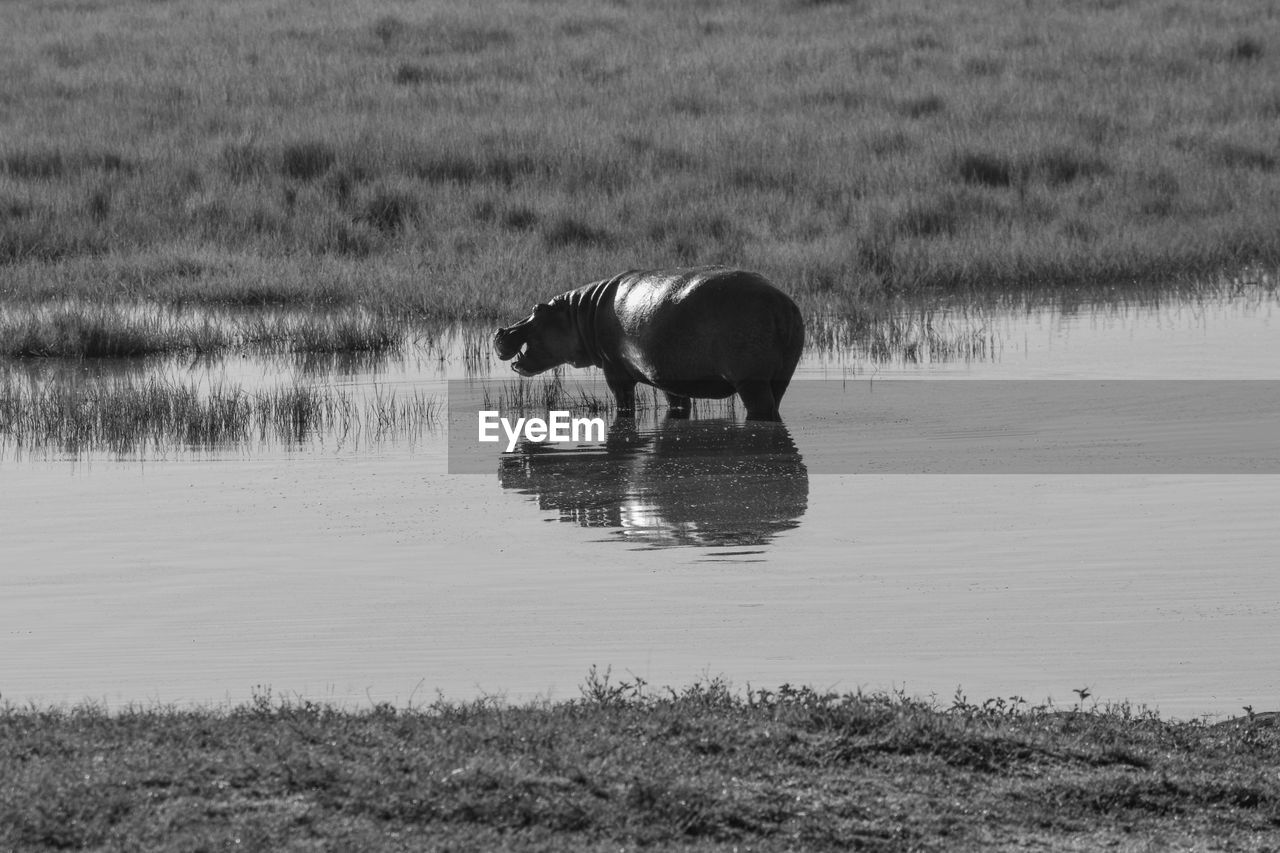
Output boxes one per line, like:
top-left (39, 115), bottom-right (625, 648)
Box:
top-left (578, 665), bottom-right (646, 708)
top-left (326, 169), bottom-right (356, 205)
top-left (868, 130), bottom-right (912, 156)
top-left (542, 216), bottom-right (612, 248)
top-left (1136, 169), bottom-right (1180, 217)
top-left (406, 150), bottom-right (541, 186)
top-left (440, 24), bottom-right (514, 53)
top-left (87, 187), bottom-right (111, 220)
top-left (244, 204), bottom-right (286, 239)
top-left (727, 165), bottom-right (793, 191)
top-left (558, 17), bottom-right (620, 38)
top-left (896, 199), bottom-right (960, 238)
top-left (408, 153), bottom-right (480, 184)
top-left (394, 64), bottom-right (427, 85)
top-left (895, 191), bottom-right (1001, 238)
top-left (484, 153), bottom-right (541, 186)
top-left (0, 219), bottom-right (106, 263)
top-left (1213, 142), bottom-right (1276, 171)
top-left (184, 194), bottom-right (232, 235)
top-left (221, 141), bottom-right (268, 181)
top-left (502, 206), bottom-right (538, 230)
top-left (898, 94), bottom-right (945, 118)
top-left (1078, 113), bottom-right (1125, 147)
top-left (83, 152), bottom-right (134, 173)
top-left (358, 189), bottom-right (419, 232)
top-left (393, 64), bottom-right (459, 86)
top-left (1035, 147), bottom-right (1111, 185)
top-left (671, 237), bottom-right (700, 264)
top-left (1137, 194), bottom-right (1175, 218)
top-left (317, 220), bottom-right (378, 257)
top-left (280, 141), bottom-right (336, 181)
top-left (910, 33), bottom-right (945, 51)
top-left (1059, 218), bottom-right (1097, 242)
top-left (963, 55), bottom-right (1003, 76)
top-left (858, 219), bottom-right (896, 279)
top-left (704, 214), bottom-right (737, 243)
top-left (951, 151), bottom-right (1016, 187)
top-left (2, 149), bottom-right (65, 179)
top-left (372, 15), bottom-right (405, 47)
top-left (666, 94), bottom-right (709, 116)
top-left (1225, 36), bottom-right (1263, 62)
top-left (375, 17), bottom-right (514, 53)
top-left (1, 198), bottom-right (32, 219)
top-left (621, 135), bottom-right (686, 166)
top-left (801, 86), bottom-right (866, 110)
top-left (1256, 92), bottom-right (1280, 119)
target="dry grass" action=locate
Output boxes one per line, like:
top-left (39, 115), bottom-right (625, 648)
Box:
top-left (1, 0), bottom-right (1277, 326)
top-left (1, 673), bottom-right (1277, 851)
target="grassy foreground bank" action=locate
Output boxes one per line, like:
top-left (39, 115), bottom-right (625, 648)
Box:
top-left (2, 0), bottom-right (1279, 322)
top-left (2, 675), bottom-right (1277, 851)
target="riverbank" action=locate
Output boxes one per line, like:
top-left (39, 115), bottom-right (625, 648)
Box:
top-left (3, 0), bottom-right (1279, 323)
top-left (2, 674), bottom-right (1276, 851)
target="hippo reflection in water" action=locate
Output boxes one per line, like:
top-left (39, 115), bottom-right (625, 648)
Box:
top-left (494, 267), bottom-right (805, 421)
top-left (497, 417), bottom-right (808, 549)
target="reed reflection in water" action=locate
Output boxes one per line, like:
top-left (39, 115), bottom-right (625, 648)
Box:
top-left (498, 417), bottom-right (808, 550)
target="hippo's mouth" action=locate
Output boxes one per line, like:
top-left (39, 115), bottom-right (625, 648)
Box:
top-left (510, 343), bottom-right (538, 376)
top-left (492, 328), bottom-right (523, 362)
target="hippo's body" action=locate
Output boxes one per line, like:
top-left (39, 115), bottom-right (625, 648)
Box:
top-left (493, 266), bottom-right (804, 420)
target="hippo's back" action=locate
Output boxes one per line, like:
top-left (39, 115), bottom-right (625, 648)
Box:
top-left (608, 266), bottom-right (804, 386)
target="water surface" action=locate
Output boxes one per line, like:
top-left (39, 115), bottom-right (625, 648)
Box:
top-left (2, 288), bottom-right (1277, 718)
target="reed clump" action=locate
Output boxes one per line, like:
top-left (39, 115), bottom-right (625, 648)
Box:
top-left (0, 374), bottom-right (439, 456)
top-left (0, 304), bottom-right (410, 358)
top-left (809, 309), bottom-right (999, 365)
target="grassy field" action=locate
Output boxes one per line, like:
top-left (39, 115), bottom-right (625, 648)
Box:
top-left (2, 0), bottom-right (1278, 327)
top-left (2, 673), bottom-right (1277, 851)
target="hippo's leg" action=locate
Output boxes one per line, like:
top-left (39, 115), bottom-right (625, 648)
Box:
top-left (735, 380), bottom-right (781, 422)
top-left (771, 377), bottom-right (793, 407)
top-left (663, 392), bottom-right (691, 419)
top-left (605, 372), bottom-right (637, 417)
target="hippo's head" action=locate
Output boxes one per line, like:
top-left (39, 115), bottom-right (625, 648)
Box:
top-left (493, 298), bottom-right (588, 376)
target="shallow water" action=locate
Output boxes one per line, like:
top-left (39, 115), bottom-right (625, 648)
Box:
top-left (2, 288), bottom-right (1278, 718)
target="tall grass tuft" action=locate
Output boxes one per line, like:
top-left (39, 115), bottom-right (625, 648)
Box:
top-left (0, 305), bottom-right (217, 357)
top-left (280, 141), bottom-right (336, 181)
top-left (543, 217), bottom-right (613, 249)
top-left (0, 375), bottom-right (440, 456)
top-left (0, 304), bottom-right (409, 358)
top-left (358, 189), bottom-right (420, 233)
top-left (809, 308), bottom-right (999, 364)
top-left (950, 151), bottom-right (1016, 188)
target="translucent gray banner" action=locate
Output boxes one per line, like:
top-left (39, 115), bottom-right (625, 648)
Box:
top-left (447, 379), bottom-right (1279, 474)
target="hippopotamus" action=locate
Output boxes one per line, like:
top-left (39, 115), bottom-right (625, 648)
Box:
top-left (493, 266), bottom-right (805, 421)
